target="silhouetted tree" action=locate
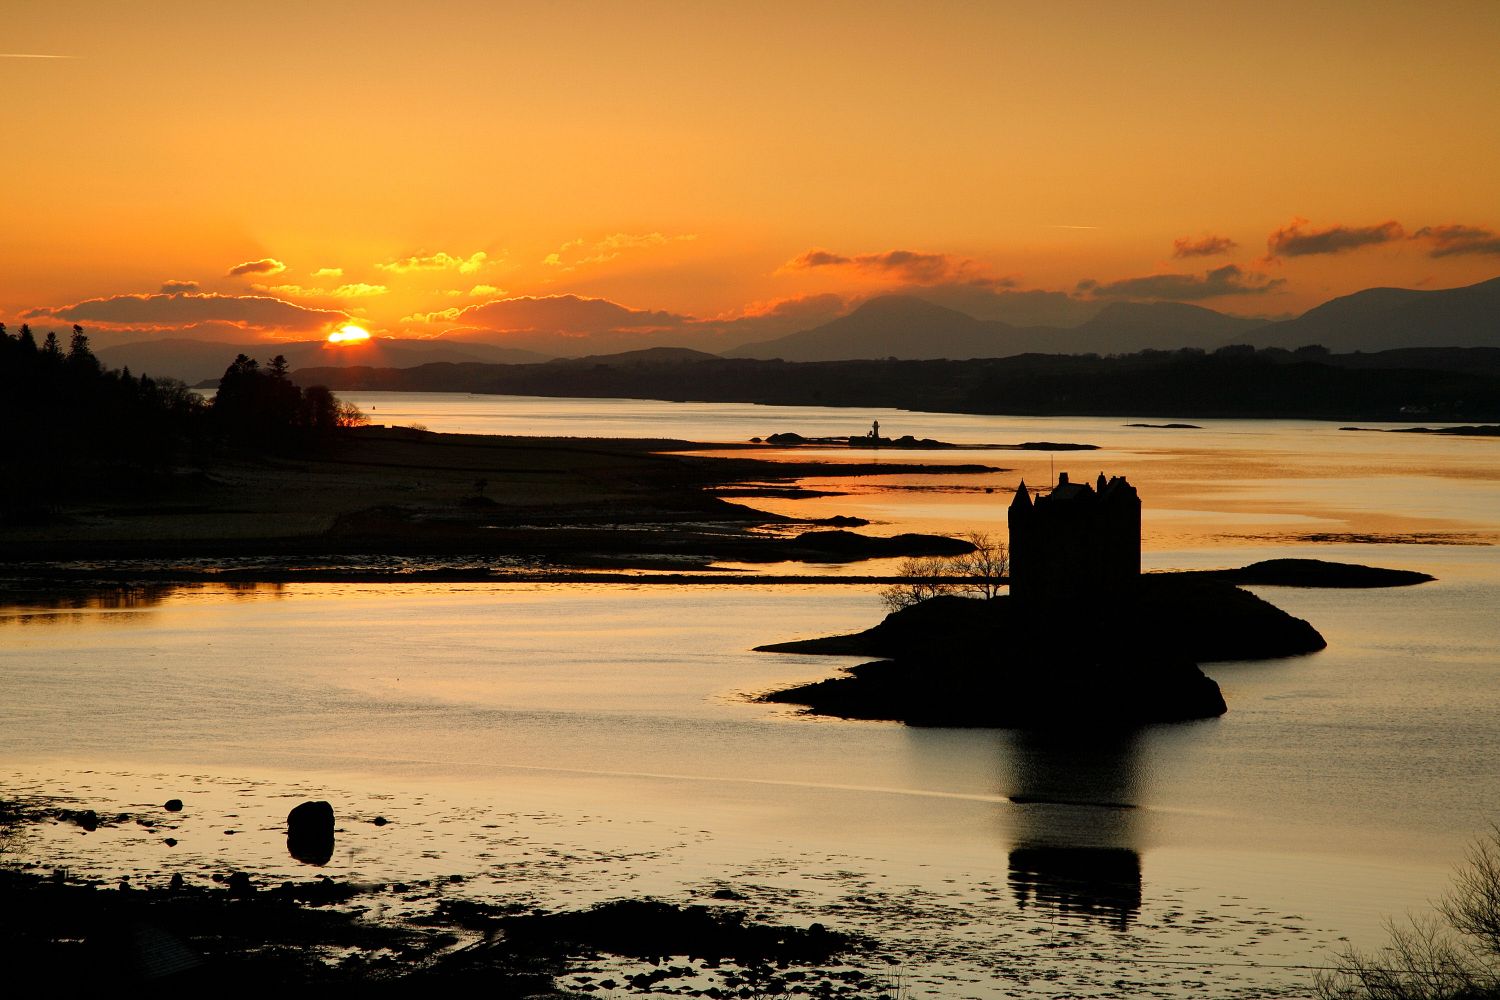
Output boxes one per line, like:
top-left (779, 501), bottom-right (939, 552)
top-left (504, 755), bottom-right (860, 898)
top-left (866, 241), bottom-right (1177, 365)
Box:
top-left (878, 532), bottom-right (1008, 611)
top-left (955, 532), bottom-right (1008, 599)
top-left (880, 556), bottom-right (958, 612)
top-left (1, 323), bottom-right (213, 518)
top-left (1315, 824), bottom-right (1500, 999)
top-left (210, 353), bottom-right (364, 447)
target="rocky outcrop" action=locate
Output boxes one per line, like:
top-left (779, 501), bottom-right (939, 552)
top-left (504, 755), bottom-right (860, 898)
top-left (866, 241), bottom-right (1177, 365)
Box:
top-left (762, 651), bottom-right (1226, 727)
top-left (757, 577), bottom-right (1332, 727)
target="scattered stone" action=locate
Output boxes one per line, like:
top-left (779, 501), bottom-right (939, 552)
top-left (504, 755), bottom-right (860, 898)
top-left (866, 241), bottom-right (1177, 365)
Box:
top-left (164, 798), bottom-right (184, 812)
top-left (372, 815), bottom-right (388, 826)
top-left (169, 873), bottom-right (185, 890)
top-left (163, 837), bottom-right (177, 847)
top-left (59, 808), bottom-right (99, 831)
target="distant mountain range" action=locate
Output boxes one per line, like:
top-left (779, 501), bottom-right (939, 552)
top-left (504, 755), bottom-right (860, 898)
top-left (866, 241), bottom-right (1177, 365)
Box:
top-left (94, 337), bottom-right (549, 386)
top-left (725, 279), bottom-right (1499, 360)
top-left (723, 296), bottom-right (1279, 361)
top-left (86, 275), bottom-right (1500, 384)
top-left (722, 296), bottom-right (1060, 361)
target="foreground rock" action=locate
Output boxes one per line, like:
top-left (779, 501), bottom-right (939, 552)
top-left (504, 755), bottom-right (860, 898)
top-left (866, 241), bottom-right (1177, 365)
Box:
top-left (287, 800), bottom-right (335, 866)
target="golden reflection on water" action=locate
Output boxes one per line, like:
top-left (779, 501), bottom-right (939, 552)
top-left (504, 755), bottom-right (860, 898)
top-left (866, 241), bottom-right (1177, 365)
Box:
top-left (0, 582), bottom-right (288, 626)
top-left (696, 431), bottom-right (1500, 555)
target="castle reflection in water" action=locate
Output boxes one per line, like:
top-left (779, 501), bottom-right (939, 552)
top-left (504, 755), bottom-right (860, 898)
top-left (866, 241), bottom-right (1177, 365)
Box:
top-left (1002, 731), bottom-right (1146, 930)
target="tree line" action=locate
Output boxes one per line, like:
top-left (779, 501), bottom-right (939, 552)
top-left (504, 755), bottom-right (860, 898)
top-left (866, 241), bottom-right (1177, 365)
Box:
top-left (1, 324), bottom-right (364, 521)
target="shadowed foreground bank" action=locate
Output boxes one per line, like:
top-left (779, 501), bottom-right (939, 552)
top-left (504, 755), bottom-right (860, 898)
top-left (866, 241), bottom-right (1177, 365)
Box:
top-left (0, 866), bottom-right (860, 992)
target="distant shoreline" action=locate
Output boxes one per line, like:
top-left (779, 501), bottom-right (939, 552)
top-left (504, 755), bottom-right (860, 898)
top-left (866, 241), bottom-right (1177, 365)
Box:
top-left (287, 345), bottom-right (1500, 423)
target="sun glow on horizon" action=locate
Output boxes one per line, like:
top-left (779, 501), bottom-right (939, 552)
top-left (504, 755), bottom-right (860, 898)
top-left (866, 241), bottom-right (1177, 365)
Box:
top-left (327, 324), bottom-right (371, 345)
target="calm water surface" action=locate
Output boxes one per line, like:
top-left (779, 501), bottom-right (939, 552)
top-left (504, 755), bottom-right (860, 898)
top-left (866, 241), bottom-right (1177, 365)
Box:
top-left (4, 392), bottom-right (1499, 997)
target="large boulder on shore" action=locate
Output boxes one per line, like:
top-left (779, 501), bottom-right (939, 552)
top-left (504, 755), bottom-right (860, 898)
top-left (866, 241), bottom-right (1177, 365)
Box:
top-left (287, 800), bottom-right (335, 866)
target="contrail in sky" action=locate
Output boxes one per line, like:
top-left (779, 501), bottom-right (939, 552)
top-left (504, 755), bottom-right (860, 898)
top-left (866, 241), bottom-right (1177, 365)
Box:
top-left (1, 53), bottom-right (76, 59)
top-left (1048, 225), bottom-right (1099, 230)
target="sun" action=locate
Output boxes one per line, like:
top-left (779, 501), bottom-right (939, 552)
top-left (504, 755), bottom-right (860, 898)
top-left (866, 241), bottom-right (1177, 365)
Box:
top-left (327, 324), bottom-right (371, 344)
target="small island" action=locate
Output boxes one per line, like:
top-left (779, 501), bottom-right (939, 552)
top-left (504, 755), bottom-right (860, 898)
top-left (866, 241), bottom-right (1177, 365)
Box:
top-left (758, 472), bottom-right (1429, 728)
top-left (752, 428), bottom-right (1099, 451)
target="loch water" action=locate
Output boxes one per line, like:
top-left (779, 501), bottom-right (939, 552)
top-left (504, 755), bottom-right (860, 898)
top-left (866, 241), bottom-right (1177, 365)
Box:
top-left (4, 392), bottom-right (1499, 997)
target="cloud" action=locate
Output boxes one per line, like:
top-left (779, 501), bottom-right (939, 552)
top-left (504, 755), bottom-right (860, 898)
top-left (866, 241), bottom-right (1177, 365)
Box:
top-left (406, 294), bottom-right (689, 335)
top-left (1171, 234), bottom-right (1238, 258)
top-left (1412, 224), bottom-right (1500, 257)
top-left (468, 284), bottom-right (501, 297)
top-left (542, 240), bottom-right (585, 267)
top-left (377, 250), bottom-right (488, 274)
top-left (312, 267), bottom-right (344, 278)
top-left (331, 283), bottom-right (388, 298)
top-left (1265, 218), bottom-right (1405, 257)
top-left (404, 306), bottom-right (466, 324)
top-left (159, 279), bottom-right (201, 293)
top-left (729, 293), bottom-right (847, 323)
top-left (780, 247), bottom-right (1006, 286)
top-left (227, 257), bottom-right (287, 277)
top-left (24, 292), bottom-right (346, 334)
top-left (543, 232), bottom-right (697, 269)
top-left (1077, 264), bottom-right (1285, 301)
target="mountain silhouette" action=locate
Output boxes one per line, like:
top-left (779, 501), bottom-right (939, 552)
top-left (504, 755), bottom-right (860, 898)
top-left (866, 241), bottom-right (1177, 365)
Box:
top-left (723, 294), bottom-right (1279, 360)
top-left (1069, 301), bottom-right (1269, 352)
top-left (1244, 276), bottom-right (1500, 351)
top-left (89, 275), bottom-right (1500, 380)
top-left (723, 295), bottom-right (1065, 360)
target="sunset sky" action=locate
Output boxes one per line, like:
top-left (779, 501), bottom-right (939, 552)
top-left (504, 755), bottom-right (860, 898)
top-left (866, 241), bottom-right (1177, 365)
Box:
top-left (5, 0), bottom-right (1500, 349)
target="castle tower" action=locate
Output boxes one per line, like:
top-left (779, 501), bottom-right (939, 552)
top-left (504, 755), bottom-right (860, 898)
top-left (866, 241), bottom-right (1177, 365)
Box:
top-left (1007, 471), bottom-right (1141, 609)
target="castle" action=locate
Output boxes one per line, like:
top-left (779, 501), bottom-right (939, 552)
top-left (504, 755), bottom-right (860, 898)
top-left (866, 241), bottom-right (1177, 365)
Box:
top-left (1008, 472), bottom-right (1141, 608)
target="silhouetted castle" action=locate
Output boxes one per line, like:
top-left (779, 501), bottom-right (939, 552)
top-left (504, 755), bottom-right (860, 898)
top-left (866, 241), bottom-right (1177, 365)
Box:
top-left (1008, 472), bottom-right (1141, 608)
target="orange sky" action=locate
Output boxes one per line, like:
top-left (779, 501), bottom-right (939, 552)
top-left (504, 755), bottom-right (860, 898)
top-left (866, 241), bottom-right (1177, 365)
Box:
top-left (5, 0), bottom-right (1500, 347)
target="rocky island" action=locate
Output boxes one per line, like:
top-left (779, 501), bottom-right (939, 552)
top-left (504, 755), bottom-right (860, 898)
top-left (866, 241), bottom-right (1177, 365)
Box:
top-left (757, 472), bottom-right (1426, 728)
